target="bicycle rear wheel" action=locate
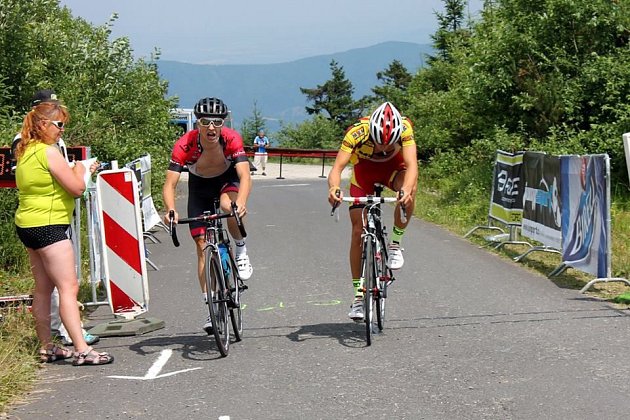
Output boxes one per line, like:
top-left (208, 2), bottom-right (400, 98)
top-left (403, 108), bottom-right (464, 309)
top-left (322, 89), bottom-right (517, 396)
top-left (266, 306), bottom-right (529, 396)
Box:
top-left (206, 252), bottom-right (230, 357)
top-left (226, 254), bottom-right (243, 341)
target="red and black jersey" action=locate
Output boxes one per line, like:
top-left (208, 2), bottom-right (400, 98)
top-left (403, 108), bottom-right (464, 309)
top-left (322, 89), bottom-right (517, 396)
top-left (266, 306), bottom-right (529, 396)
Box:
top-left (168, 127), bottom-right (248, 175)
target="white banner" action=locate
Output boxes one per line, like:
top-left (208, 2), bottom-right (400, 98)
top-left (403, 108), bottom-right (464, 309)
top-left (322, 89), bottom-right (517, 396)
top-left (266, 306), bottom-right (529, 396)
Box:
top-left (623, 133), bottom-right (630, 184)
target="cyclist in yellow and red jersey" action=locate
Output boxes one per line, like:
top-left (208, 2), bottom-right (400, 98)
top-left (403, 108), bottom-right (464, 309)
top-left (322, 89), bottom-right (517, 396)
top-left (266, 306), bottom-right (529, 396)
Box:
top-left (328, 102), bottom-right (417, 320)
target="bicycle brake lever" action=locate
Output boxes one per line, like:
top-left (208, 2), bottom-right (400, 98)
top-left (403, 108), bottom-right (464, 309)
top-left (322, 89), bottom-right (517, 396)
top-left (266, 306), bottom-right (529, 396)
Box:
top-left (330, 189), bottom-right (341, 218)
top-left (169, 210), bottom-right (180, 247)
top-left (231, 202), bottom-right (247, 238)
top-left (398, 190), bottom-right (408, 224)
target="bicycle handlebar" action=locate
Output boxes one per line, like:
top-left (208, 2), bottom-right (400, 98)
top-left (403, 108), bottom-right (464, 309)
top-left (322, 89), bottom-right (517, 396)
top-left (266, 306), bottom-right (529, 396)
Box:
top-left (169, 210), bottom-right (180, 247)
top-left (330, 189), bottom-right (408, 223)
top-left (168, 202), bottom-right (247, 247)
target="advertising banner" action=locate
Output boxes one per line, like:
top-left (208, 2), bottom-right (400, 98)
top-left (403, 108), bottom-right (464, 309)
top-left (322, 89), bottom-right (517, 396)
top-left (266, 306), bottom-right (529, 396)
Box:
top-left (521, 152), bottom-right (562, 249)
top-left (560, 155), bottom-right (609, 278)
top-left (489, 151), bottom-right (524, 226)
top-left (624, 133), bottom-right (630, 184)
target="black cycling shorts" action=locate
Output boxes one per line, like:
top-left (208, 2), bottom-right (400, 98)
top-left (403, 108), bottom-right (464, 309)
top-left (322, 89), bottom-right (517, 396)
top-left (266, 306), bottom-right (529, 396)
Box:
top-left (187, 165), bottom-right (240, 238)
top-left (16, 224), bottom-right (70, 250)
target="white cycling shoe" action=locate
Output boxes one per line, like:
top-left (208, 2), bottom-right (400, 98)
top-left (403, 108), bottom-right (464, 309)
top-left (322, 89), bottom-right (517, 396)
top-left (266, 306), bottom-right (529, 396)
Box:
top-left (388, 242), bottom-right (404, 270)
top-left (348, 298), bottom-right (364, 321)
top-left (236, 254), bottom-right (253, 280)
top-left (203, 315), bottom-right (213, 334)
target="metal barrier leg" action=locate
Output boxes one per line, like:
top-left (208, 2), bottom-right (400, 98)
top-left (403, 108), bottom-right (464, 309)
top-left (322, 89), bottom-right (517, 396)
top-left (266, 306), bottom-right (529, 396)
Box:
top-left (319, 153), bottom-right (327, 178)
top-left (276, 154), bottom-right (285, 179)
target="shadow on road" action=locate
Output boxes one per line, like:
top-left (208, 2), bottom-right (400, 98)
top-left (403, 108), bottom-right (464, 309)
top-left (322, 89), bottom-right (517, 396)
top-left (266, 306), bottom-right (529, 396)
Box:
top-left (127, 333), bottom-right (227, 361)
top-left (286, 322), bottom-right (367, 348)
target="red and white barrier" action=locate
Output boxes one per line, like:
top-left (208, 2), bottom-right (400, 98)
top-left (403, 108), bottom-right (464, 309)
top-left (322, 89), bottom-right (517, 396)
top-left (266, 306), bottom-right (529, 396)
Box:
top-left (96, 168), bottom-right (149, 318)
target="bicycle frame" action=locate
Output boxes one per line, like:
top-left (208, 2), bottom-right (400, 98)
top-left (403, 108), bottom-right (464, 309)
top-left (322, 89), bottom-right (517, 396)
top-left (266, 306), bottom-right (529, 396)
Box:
top-left (168, 201), bottom-right (246, 357)
top-left (331, 185), bottom-right (404, 345)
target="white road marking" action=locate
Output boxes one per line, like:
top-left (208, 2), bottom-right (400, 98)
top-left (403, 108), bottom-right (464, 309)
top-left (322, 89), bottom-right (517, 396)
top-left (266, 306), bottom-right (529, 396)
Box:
top-left (107, 349), bottom-right (202, 380)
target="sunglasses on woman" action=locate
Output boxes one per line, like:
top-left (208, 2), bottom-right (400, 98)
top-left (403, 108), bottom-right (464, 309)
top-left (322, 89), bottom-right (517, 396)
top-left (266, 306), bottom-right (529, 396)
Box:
top-left (49, 120), bottom-right (65, 129)
top-left (197, 117), bottom-right (224, 128)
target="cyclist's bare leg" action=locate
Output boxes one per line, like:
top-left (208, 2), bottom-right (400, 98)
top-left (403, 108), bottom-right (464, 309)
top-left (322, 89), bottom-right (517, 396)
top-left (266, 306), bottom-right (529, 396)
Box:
top-left (349, 207), bottom-right (364, 278)
top-left (221, 191), bottom-right (245, 241)
top-left (391, 170), bottom-right (415, 229)
top-left (194, 235), bottom-right (207, 292)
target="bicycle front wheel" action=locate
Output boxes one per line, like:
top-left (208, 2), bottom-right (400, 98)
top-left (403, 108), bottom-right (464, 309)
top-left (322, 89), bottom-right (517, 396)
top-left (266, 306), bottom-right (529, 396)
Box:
top-left (226, 253), bottom-right (243, 341)
top-left (375, 238), bottom-right (387, 331)
top-left (361, 238), bottom-right (377, 346)
top-left (206, 252), bottom-right (230, 357)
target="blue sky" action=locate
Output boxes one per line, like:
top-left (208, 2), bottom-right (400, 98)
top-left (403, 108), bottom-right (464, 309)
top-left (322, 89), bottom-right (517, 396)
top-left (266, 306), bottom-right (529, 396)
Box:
top-left (58, 0), bottom-right (484, 65)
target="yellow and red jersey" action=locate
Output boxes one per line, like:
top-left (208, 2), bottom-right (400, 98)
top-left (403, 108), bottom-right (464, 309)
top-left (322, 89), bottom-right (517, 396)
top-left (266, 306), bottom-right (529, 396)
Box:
top-left (340, 116), bottom-right (415, 165)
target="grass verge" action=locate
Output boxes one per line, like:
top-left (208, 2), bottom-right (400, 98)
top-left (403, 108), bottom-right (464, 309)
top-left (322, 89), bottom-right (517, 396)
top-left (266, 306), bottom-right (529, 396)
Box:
top-left (416, 168), bottom-right (630, 305)
top-left (0, 271), bottom-right (97, 414)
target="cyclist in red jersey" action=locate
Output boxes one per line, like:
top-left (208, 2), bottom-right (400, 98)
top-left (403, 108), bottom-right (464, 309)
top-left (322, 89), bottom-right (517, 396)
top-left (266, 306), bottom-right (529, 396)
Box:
top-left (163, 97), bottom-right (253, 333)
top-left (328, 102), bottom-right (418, 320)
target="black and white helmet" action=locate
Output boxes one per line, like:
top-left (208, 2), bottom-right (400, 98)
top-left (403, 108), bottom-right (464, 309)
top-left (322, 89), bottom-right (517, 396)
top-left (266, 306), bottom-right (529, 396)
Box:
top-left (194, 97), bottom-right (229, 118)
top-left (369, 102), bottom-right (403, 146)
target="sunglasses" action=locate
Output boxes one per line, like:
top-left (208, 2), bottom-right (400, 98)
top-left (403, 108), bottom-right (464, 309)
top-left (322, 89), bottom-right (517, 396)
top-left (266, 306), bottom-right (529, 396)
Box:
top-left (197, 117), bottom-right (225, 128)
top-left (49, 120), bottom-right (65, 129)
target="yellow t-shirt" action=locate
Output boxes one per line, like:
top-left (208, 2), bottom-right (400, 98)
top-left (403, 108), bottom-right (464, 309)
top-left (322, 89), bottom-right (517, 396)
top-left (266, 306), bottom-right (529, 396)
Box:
top-left (15, 142), bottom-right (75, 227)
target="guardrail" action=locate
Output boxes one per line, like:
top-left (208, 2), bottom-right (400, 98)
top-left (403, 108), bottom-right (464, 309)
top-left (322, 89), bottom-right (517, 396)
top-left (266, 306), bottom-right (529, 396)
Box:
top-left (244, 146), bottom-right (338, 179)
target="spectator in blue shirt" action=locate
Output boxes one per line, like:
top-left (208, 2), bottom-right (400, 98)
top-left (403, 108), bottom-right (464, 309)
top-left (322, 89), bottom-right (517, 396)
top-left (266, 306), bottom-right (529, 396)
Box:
top-left (252, 130), bottom-right (270, 176)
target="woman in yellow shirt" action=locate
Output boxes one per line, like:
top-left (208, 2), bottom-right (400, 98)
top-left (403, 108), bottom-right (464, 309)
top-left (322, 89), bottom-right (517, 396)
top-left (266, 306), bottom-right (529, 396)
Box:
top-left (14, 101), bottom-right (113, 366)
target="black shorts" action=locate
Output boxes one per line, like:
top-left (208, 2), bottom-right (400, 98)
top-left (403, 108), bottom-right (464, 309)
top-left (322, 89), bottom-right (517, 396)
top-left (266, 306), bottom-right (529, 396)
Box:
top-left (16, 225), bottom-right (70, 250)
top-left (187, 165), bottom-right (240, 237)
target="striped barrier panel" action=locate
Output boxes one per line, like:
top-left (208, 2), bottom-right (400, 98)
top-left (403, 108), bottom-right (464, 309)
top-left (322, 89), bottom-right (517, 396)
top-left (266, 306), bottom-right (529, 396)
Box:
top-left (96, 168), bottom-right (149, 318)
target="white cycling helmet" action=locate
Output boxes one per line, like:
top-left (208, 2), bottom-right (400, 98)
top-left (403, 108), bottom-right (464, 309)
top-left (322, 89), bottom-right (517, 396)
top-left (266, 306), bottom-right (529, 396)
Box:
top-left (369, 102), bottom-right (403, 146)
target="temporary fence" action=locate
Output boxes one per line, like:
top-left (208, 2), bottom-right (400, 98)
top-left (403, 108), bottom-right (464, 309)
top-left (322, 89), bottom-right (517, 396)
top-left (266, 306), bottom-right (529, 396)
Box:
top-left (244, 146), bottom-right (338, 179)
top-left (0, 148), bottom-right (161, 326)
top-left (467, 149), bottom-right (629, 292)
top-left (125, 155), bottom-right (167, 271)
top-left (465, 150), bottom-right (532, 249)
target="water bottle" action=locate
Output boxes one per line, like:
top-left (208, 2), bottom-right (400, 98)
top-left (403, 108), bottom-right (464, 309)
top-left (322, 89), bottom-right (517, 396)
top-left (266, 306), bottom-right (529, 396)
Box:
top-left (218, 244), bottom-right (231, 276)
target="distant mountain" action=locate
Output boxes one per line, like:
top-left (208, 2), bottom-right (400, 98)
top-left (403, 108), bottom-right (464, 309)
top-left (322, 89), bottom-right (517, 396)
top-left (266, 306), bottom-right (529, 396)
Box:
top-left (157, 41), bottom-right (433, 131)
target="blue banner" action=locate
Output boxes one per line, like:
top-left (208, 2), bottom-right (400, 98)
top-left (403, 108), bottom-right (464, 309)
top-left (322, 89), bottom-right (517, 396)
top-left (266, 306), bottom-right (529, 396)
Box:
top-left (560, 155), bottom-right (609, 278)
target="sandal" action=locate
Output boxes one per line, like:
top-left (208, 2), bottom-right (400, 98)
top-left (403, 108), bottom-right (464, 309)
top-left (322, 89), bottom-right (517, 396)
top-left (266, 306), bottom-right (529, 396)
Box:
top-left (39, 344), bottom-right (73, 363)
top-left (72, 346), bottom-right (114, 366)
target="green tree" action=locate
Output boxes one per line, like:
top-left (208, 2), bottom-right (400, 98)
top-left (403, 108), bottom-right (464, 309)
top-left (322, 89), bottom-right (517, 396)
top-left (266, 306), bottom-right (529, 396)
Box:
top-left (300, 60), bottom-right (363, 128)
top-left (240, 100), bottom-right (267, 145)
top-left (429, 0), bottom-right (467, 63)
top-left (371, 59), bottom-right (413, 109)
top-left (275, 115), bottom-right (343, 150)
top-left (0, 0), bottom-right (177, 272)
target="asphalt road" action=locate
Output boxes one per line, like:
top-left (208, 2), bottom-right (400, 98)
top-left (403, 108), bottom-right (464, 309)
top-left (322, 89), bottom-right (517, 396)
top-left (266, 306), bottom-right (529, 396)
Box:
top-left (8, 165), bottom-right (630, 419)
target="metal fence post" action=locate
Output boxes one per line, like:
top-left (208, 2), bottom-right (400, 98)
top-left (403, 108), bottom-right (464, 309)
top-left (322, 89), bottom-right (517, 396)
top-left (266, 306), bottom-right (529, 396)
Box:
top-left (276, 153), bottom-right (285, 179)
top-left (319, 153), bottom-right (327, 178)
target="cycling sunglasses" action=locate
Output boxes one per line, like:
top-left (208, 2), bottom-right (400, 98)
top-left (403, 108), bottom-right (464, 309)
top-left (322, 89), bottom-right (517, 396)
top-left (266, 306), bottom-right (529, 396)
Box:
top-left (197, 117), bottom-right (225, 128)
top-left (49, 120), bottom-right (65, 129)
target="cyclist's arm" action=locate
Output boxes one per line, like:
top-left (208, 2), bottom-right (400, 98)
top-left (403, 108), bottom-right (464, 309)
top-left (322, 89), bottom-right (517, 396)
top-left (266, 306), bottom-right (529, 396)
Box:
top-left (328, 149), bottom-right (351, 205)
top-left (234, 161), bottom-right (252, 216)
top-left (162, 169), bottom-right (181, 223)
top-left (399, 144), bottom-right (418, 207)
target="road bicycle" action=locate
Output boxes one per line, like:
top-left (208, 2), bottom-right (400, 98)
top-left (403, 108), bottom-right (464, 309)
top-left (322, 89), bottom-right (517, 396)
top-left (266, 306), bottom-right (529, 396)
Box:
top-left (169, 201), bottom-right (247, 357)
top-left (331, 184), bottom-right (406, 345)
